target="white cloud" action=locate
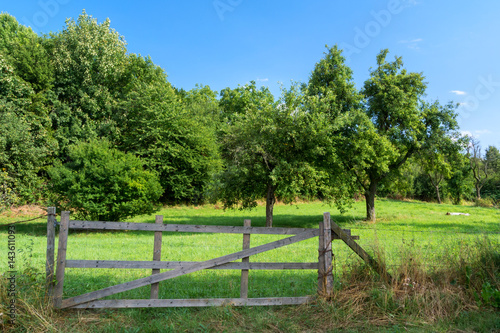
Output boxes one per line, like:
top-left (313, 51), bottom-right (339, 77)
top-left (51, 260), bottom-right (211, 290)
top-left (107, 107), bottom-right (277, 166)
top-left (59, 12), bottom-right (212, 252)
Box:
top-left (461, 130), bottom-right (473, 138)
top-left (399, 38), bottom-right (422, 44)
top-left (451, 90), bottom-right (467, 95)
top-left (460, 129), bottom-right (491, 139)
top-left (398, 38), bottom-right (423, 50)
top-left (256, 78), bottom-right (269, 82)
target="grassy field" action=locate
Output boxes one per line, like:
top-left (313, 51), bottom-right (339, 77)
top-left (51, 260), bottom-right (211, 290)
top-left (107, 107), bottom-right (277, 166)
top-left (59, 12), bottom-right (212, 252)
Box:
top-left (1, 199), bottom-right (499, 332)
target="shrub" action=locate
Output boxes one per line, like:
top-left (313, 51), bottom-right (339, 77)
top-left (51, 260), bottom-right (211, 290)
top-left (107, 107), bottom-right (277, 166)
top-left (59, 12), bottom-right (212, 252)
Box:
top-left (482, 177), bottom-right (500, 205)
top-left (48, 140), bottom-right (163, 221)
top-left (475, 198), bottom-right (496, 208)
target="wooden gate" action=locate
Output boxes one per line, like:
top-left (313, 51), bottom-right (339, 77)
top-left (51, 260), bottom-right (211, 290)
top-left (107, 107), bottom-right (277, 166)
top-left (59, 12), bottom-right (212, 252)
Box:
top-left (46, 209), bottom-right (364, 309)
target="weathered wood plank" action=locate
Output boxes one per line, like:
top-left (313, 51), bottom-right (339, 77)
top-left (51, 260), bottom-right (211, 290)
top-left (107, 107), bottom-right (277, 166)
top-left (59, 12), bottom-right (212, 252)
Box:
top-left (70, 297), bottom-right (312, 308)
top-left (54, 211), bottom-right (70, 308)
top-left (46, 207), bottom-right (56, 298)
top-left (150, 215), bottom-right (163, 299)
top-left (323, 213), bottom-right (333, 297)
top-left (69, 220), bottom-right (316, 235)
top-left (69, 220), bottom-right (357, 238)
top-left (330, 221), bottom-right (392, 284)
top-left (240, 219), bottom-right (251, 299)
top-left (318, 220), bottom-right (325, 294)
top-left (65, 260), bottom-right (319, 270)
top-left (61, 229), bottom-right (319, 308)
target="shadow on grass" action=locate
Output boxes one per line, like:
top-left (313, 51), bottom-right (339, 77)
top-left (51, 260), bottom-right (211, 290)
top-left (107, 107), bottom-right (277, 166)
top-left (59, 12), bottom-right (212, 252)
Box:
top-left (7, 213), bottom-right (499, 238)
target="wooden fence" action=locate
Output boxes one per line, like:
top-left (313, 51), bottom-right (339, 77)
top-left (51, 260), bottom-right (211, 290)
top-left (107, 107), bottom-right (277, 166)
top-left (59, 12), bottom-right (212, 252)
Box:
top-left (45, 209), bottom-right (379, 309)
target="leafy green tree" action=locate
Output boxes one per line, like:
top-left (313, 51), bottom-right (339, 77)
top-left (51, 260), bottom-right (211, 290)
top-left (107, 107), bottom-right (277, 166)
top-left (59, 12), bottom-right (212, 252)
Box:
top-left (0, 15), bottom-right (56, 205)
top-left (416, 103), bottom-right (465, 203)
top-left (47, 11), bottom-right (128, 154)
top-left (485, 146), bottom-right (500, 174)
top-left (468, 138), bottom-right (490, 199)
top-left (0, 13), bottom-right (55, 154)
top-left (307, 47), bottom-right (459, 221)
top-left (0, 112), bottom-right (46, 206)
top-left (357, 50), bottom-right (429, 220)
top-left (179, 84), bottom-right (221, 129)
top-left (0, 54), bottom-right (50, 206)
top-left (447, 157), bottom-right (474, 205)
top-left (0, 13), bottom-right (54, 92)
top-left (215, 82), bottom-right (335, 227)
top-left (49, 140), bottom-right (163, 221)
top-left (482, 146), bottom-right (500, 202)
top-left (115, 56), bottom-right (221, 203)
top-left (219, 81), bottom-right (276, 124)
top-left (305, 46), bottom-right (363, 117)
top-left (376, 158), bottom-right (420, 199)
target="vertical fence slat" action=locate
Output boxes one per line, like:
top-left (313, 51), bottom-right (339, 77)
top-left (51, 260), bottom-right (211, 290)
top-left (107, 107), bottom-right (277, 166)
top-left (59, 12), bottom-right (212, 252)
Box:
top-left (323, 212), bottom-right (333, 297)
top-left (46, 207), bottom-right (56, 298)
top-left (150, 215), bottom-right (163, 299)
top-left (240, 219), bottom-right (251, 299)
top-left (318, 218), bottom-right (325, 295)
top-left (54, 211), bottom-right (70, 308)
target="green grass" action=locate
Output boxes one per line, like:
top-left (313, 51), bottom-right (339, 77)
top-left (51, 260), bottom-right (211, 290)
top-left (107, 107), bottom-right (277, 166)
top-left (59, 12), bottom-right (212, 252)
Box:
top-left (1, 199), bottom-right (499, 332)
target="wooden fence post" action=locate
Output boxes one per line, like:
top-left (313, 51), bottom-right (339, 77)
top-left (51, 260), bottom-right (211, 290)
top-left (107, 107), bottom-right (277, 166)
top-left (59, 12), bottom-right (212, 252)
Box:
top-left (318, 218), bottom-right (325, 295)
top-left (54, 211), bottom-right (70, 308)
top-left (46, 207), bottom-right (56, 298)
top-left (318, 213), bottom-right (334, 297)
top-left (150, 215), bottom-right (163, 299)
top-left (240, 219), bottom-right (251, 299)
top-left (323, 212), bottom-right (333, 297)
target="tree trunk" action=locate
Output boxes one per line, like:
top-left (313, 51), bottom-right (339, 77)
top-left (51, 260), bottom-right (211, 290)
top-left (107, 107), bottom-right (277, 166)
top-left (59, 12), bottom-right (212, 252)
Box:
top-left (365, 181), bottom-right (377, 222)
top-left (428, 173), bottom-right (443, 204)
top-left (265, 183), bottom-right (276, 227)
top-left (476, 185), bottom-right (481, 200)
top-left (435, 186), bottom-right (442, 204)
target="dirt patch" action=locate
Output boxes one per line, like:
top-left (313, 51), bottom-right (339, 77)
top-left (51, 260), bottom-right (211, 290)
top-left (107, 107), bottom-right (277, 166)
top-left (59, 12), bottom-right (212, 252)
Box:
top-left (0, 205), bottom-right (47, 218)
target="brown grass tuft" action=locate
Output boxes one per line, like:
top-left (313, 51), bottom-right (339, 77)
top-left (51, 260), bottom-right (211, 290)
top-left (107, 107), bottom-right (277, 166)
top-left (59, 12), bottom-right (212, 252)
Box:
top-left (0, 205), bottom-right (46, 218)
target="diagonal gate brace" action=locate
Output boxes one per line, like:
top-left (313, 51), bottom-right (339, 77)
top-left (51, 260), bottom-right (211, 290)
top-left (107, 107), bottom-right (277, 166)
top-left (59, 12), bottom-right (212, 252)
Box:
top-left (61, 229), bottom-right (319, 308)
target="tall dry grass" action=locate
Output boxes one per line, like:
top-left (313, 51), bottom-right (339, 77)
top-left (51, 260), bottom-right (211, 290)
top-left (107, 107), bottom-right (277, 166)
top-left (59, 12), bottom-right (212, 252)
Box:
top-left (307, 235), bottom-right (499, 331)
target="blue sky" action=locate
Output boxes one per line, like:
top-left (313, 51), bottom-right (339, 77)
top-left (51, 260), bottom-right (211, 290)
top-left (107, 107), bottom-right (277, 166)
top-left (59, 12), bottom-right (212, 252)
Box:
top-left (3, 1), bottom-right (500, 149)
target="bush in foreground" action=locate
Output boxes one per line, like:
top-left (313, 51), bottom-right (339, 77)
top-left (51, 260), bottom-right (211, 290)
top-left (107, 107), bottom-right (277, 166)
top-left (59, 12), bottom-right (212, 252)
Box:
top-left (48, 140), bottom-right (163, 221)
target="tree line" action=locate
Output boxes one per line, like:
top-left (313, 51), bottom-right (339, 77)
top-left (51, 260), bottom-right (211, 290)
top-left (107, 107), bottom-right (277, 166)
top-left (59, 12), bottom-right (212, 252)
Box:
top-left (1, 12), bottom-right (499, 224)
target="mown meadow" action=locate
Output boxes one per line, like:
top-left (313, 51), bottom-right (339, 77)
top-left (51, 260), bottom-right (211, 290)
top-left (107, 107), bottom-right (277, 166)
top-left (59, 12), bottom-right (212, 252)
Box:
top-left (1, 199), bottom-right (499, 332)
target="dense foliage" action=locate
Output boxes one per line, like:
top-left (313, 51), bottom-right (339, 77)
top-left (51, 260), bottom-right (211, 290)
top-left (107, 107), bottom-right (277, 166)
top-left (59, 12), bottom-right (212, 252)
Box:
top-left (1, 11), bottom-right (499, 220)
top-left (48, 140), bottom-right (163, 221)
